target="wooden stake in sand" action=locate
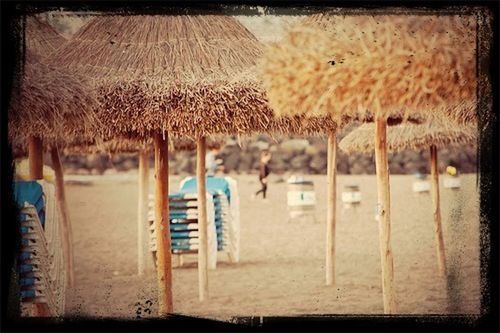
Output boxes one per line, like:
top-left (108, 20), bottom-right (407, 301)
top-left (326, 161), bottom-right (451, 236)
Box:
top-left (430, 144), bottom-right (446, 277)
top-left (325, 131), bottom-right (337, 286)
top-left (137, 149), bottom-right (151, 275)
top-left (28, 136), bottom-right (51, 316)
top-left (197, 136), bottom-right (209, 301)
top-left (50, 146), bottom-right (75, 287)
top-left (153, 133), bottom-right (173, 315)
top-left (374, 117), bottom-right (397, 314)
top-left (28, 136), bottom-right (43, 180)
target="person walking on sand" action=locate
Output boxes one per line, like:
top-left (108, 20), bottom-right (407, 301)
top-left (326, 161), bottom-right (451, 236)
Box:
top-left (253, 151), bottom-right (271, 201)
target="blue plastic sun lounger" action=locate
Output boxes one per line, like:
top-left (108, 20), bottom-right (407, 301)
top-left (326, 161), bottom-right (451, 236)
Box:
top-left (181, 176), bottom-right (231, 203)
top-left (171, 231), bottom-right (199, 239)
top-left (13, 181), bottom-right (45, 227)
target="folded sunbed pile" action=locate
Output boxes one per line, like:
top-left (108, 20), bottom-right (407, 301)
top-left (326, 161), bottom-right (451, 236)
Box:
top-left (14, 180), bottom-right (66, 317)
top-left (148, 191), bottom-right (218, 269)
top-left (148, 176), bottom-right (240, 268)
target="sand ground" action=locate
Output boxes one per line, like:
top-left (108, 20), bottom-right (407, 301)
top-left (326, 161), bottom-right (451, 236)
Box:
top-left (62, 173), bottom-right (481, 320)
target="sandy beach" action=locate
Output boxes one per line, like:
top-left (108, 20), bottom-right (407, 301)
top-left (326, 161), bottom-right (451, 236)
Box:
top-left (61, 173), bottom-right (480, 320)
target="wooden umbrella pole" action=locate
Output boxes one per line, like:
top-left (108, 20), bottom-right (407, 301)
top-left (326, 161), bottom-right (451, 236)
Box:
top-left (430, 144), bottom-right (446, 277)
top-left (374, 117), bottom-right (397, 314)
top-left (28, 136), bottom-right (50, 316)
top-left (196, 136), bottom-right (209, 301)
top-left (325, 131), bottom-right (337, 286)
top-left (137, 149), bottom-right (150, 275)
top-left (154, 133), bottom-right (173, 315)
top-left (50, 146), bottom-right (75, 288)
top-left (28, 136), bottom-right (43, 180)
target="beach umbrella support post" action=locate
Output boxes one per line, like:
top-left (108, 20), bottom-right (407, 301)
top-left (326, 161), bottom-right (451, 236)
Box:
top-left (153, 133), bottom-right (173, 315)
top-left (196, 136), bottom-right (209, 301)
top-left (137, 149), bottom-right (151, 275)
top-left (325, 131), bottom-right (337, 286)
top-left (429, 144), bottom-right (446, 277)
top-left (374, 117), bottom-right (397, 314)
top-left (28, 135), bottom-right (51, 316)
top-left (28, 136), bottom-right (43, 180)
top-left (50, 146), bottom-right (75, 287)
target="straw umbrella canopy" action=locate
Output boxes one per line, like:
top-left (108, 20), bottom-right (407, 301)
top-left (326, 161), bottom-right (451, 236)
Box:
top-left (260, 14), bottom-right (477, 124)
top-left (9, 16), bottom-right (100, 151)
top-left (339, 121), bottom-right (476, 154)
top-left (261, 13), bottom-right (477, 314)
top-left (24, 16), bottom-right (66, 61)
top-left (339, 120), bottom-right (476, 277)
top-left (45, 15), bottom-right (273, 140)
top-left (8, 53), bottom-right (101, 151)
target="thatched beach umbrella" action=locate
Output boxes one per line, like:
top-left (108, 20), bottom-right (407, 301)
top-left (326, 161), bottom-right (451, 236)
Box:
top-left (261, 13), bottom-right (476, 314)
top-left (259, 38), bottom-right (350, 290)
top-left (48, 15), bottom-right (263, 312)
top-left (260, 24), bottom-right (350, 293)
top-left (12, 16), bottom-right (63, 176)
top-left (10, 16), bottom-right (101, 293)
top-left (340, 120), bottom-right (476, 277)
top-left (48, 14), bottom-right (317, 314)
top-left (339, 121), bottom-right (476, 155)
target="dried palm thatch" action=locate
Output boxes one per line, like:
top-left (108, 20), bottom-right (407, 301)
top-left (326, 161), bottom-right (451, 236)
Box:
top-left (98, 79), bottom-right (341, 139)
top-left (339, 120), bottom-right (476, 154)
top-left (50, 15), bottom-right (263, 82)
top-left (47, 15), bottom-right (341, 139)
top-left (170, 136), bottom-right (225, 152)
top-left (9, 17), bottom-right (101, 151)
top-left (24, 15), bottom-right (66, 60)
top-left (8, 55), bottom-right (102, 150)
top-left (45, 15), bottom-right (255, 138)
top-left (63, 135), bottom-right (228, 155)
top-left (260, 14), bottom-right (477, 125)
top-left (63, 137), bottom-right (149, 155)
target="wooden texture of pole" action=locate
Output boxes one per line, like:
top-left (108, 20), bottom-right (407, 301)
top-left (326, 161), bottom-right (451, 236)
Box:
top-left (50, 146), bottom-right (75, 287)
top-left (196, 136), bottom-right (209, 301)
top-left (430, 145), bottom-right (447, 277)
top-left (374, 117), bottom-right (397, 314)
top-left (137, 150), bottom-right (150, 275)
top-left (28, 136), bottom-right (49, 316)
top-left (28, 136), bottom-right (43, 180)
top-left (325, 131), bottom-right (337, 286)
top-left (154, 133), bottom-right (173, 315)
